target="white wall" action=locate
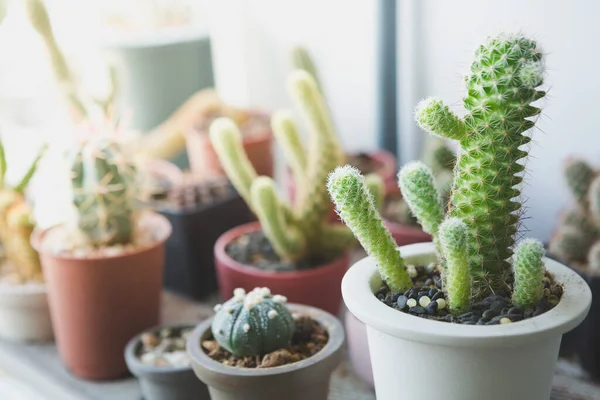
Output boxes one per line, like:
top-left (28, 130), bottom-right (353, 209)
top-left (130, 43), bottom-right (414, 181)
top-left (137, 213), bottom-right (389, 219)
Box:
top-left (211, 0), bottom-right (600, 242)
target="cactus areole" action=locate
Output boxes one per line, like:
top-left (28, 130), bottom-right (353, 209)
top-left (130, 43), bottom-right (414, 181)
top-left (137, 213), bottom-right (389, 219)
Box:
top-left (212, 288), bottom-right (294, 357)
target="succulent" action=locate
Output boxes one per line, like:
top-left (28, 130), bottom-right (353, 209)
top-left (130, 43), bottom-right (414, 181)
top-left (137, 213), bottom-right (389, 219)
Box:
top-left (328, 33), bottom-right (549, 314)
top-left (210, 70), bottom-right (354, 263)
top-left (290, 46), bottom-right (321, 89)
top-left (212, 288), bottom-right (294, 357)
top-left (549, 158), bottom-right (600, 272)
top-left (69, 136), bottom-right (136, 246)
top-left (0, 138), bottom-right (46, 282)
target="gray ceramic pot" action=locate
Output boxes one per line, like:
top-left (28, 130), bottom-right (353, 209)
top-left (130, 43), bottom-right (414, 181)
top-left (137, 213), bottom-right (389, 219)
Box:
top-left (187, 304), bottom-right (345, 400)
top-left (125, 324), bottom-right (210, 400)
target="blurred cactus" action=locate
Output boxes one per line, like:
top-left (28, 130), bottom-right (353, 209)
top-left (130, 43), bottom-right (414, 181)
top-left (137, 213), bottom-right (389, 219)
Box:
top-left (69, 136), bottom-right (136, 246)
top-left (210, 70), bottom-right (353, 262)
top-left (290, 46), bottom-right (321, 89)
top-left (0, 138), bottom-right (46, 282)
top-left (212, 287), bottom-right (294, 357)
top-left (549, 158), bottom-right (600, 273)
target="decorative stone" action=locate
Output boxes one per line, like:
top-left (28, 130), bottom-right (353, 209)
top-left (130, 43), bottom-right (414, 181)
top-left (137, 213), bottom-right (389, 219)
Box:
top-left (482, 309), bottom-right (498, 320)
top-left (419, 296), bottom-right (431, 308)
top-left (396, 295), bottom-right (408, 309)
top-left (436, 298), bottom-right (447, 310)
top-left (500, 317), bottom-right (512, 324)
top-left (409, 306), bottom-right (426, 315)
top-left (407, 298), bottom-right (418, 308)
top-left (431, 291), bottom-right (444, 301)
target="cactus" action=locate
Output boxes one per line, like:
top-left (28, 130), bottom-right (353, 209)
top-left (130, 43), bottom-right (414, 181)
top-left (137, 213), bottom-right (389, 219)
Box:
top-left (328, 166), bottom-right (411, 292)
top-left (290, 46), bottom-right (321, 89)
top-left (329, 33), bottom-right (550, 314)
top-left (438, 218), bottom-right (471, 312)
top-left (415, 33), bottom-right (546, 295)
top-left (210, 70), bottom-right (354, 263)
top-left (512, 239), bottom-right (545, 308)
top-left (0, 138), bottom-right (46, 282)
top-left (564, 158), bottom-right (595, 206)
top-left (212, 287), bottom-right (294, 357)
top-left (588, 241), bottom-right (600, 271)
top-left (69, 137), bottom-right (136, 246)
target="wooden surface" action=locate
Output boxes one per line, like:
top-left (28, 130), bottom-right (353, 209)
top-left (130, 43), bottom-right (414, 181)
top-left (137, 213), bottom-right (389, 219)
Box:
top-left (0, 291), bottom-right (600, 399)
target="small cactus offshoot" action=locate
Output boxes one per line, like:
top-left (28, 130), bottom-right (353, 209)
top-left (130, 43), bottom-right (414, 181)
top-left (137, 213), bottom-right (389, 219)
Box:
top-left (329, 33), bottom-right (550, 316)
top-left (210, 70), bottom-right (354, 263)
top-left (212, 288), bottom-right (294, 357)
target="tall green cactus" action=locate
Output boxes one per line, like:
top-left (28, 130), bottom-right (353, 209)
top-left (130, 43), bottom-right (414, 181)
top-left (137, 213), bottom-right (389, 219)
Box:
top-left (70, 137), bottom-right (136, 246)
top-left (210, 70), bottom-right (353, 263)
top-left (415, 34), bottom-right (546, 295)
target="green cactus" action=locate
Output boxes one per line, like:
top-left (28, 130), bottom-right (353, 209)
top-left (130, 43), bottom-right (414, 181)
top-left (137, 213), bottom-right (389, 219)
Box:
top-left (564, 158), bottom-right (595, 206)
top-left (212, 287), bottom-right (294, 357)
top-left (415, 33), bottom-right (546, 295)
top-left (423, 137), bottom-right (456, 175)
top-left (328, 166), bottom-right (411, 292)
top-left (397, 162), bottom-right (444, 237)
top-left (438, 218), bottom-right (471, 313)
top-left (210, 70), bottom-right (353, 263)
top-left (70, 137), bottom-right (136, 246)
top-left (365, 173), bottom-right (385, 210)
top-left (290, 46), bottom-right (321, 89)
top-left (588, 241), bottom-right (600, 271)
top-left (512, 239), bottom-right (545, 308)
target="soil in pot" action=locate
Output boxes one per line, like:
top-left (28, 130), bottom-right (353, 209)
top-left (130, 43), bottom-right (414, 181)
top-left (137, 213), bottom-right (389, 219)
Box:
top-left (225, 230), bottom-right (339, 273)
top-left (376, 263), bottom-right (563, 325)
top-left (137, 326), bottom-right (194, 368)
top-left (202, 315), bottom-right (327, 368)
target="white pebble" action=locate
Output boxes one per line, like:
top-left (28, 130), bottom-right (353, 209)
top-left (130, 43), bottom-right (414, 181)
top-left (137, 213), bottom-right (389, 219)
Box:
top-left (419, 296), bottom-right (431, 308)
top-left (500, 317), bottom-right (512, 324)
top-left (268, 310), bottom-right (278, 319)
top-left (243, 323), bottom-right (250, 333)
top-left (140, 352), bottom-right (157, 365)
top-left (163, 351), bottom-right (191, 367)
top-left (407, 298), bottom-right (418, 308)
top-left (407, 265), bottom-right (418, 278)
top-left (436, 298), bottom-right (447, 310)
top-left (213, 304), bottom-right (222, 312)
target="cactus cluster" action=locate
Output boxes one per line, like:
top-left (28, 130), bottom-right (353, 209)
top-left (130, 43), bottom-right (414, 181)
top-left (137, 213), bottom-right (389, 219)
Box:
top-left (549, 158), bottom-right (600, 271)
top-left (210, 70), bottom-right (354, 263)
top-left (328, 33), bottom-right (549, 313)
top-left (0, 138), bottom-right (46, 282)
top-left (69, 136), bottom-right (137, 247)
top-left (212, 287), bottom-right (294, 357)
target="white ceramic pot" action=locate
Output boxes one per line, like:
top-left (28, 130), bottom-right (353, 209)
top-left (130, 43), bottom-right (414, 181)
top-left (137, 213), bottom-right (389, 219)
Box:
top-left (342, 242), bottom-right (591, 400)
top-left (0, 282), bottom-right (53, 342)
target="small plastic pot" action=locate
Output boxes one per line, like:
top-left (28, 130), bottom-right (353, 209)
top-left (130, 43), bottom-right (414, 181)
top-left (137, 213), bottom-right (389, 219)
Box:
top-left (187, 304), bottom-right (344, 400)
top-left (125, 324), bottom-right (210, 400)
top-left (214, 222), bottom-right (350, 315)
top-left (0, 282), bottom-right (53, 342)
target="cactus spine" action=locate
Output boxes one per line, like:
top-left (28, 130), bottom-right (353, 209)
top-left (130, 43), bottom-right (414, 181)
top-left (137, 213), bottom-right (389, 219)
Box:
top-left (70, 137), bottom-right (136, 246)
top-left (212, 288), bottom-right (294, 357)
top-left (438, 218), bottom-right (471, 312)
top-left (328, 166), bottom-right (411, 292)
top-left (210, 70), bottom-right (353, 262)
top-left (512, 239), bottom-right (545, 308)
top-left (0, 138), bottom-right (46, 282)
top-left (415, 34), bottom-right (546, 295)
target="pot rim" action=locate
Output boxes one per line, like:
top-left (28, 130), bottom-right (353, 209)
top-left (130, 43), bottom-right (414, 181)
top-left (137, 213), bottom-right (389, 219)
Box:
top-left (187, 303), bottom-right (344, 377)
top-left (214, 221), bottom-right (350, 278)
top-left (342, 242), bottom-right (592, 348)
top-left (30, 211), bottom-right (172, 261)
top-left (125, 323), bottom-right (196, 376)
top-left (185, 109), bottom-right (273, 146)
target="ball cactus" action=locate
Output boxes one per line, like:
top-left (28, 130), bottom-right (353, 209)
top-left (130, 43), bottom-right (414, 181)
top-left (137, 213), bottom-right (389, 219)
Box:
top-left (212, 288), bottom-right (295, 357)
top-left (328, 33), bottom-right (550, 315)
top-left (69, 136), bottom-right (136, 246)
top-left (209, 70), bottom-right (354, 263)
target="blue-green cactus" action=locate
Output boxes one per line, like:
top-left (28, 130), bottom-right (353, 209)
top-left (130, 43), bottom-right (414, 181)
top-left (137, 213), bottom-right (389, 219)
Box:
top-left (212, 288), bottom-right (295, 357)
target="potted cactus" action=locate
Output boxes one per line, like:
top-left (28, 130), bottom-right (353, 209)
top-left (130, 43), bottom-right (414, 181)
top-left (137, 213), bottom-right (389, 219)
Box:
top-left (187, 287), bottom-right (345, 400)
top-left (328, 33), bottom-right (591, 400)
top-left (0, 139), bottom-right (51, 342)
top-left (548, 158), bottom-right (600, 377)
top-left (208, 70), bottom-right (355, 315)
top-left (31, 129), bottom-right (172, 380)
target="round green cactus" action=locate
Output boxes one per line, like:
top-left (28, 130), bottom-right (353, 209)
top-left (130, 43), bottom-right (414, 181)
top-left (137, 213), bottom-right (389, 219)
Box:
top-left (564, 158), bottom-right (595, 206)
top-left (211, 288), bottom-right (295, 357)
top-left (512, 239), bottom-right (545, 308)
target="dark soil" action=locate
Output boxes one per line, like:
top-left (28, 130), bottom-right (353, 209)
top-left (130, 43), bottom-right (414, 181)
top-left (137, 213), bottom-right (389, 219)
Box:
top-left (202, 316), bottom-right (328, 368)
top-left (347, 152), bottom-right (384, 176)
top-left (149, 178), bottom-right (234, 210)
top-left (378, 264), bottom-right (563, 325)
top-left (226, 230), bottom-right (338, 272)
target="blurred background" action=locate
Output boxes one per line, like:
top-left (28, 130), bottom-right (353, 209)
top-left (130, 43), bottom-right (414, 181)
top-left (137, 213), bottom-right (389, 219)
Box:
top-left (0, 0), bottom-right (597, 242)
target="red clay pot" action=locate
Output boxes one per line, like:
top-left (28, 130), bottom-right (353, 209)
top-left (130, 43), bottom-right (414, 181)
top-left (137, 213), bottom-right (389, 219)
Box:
top-left (185, 111), bottom-right (273, 179)
top-left (384, 220), bottom-right (431, 246)
top-left (31, 212), bottom-right (171, 381)
top-left (214, 222), bottom-right (349, 315)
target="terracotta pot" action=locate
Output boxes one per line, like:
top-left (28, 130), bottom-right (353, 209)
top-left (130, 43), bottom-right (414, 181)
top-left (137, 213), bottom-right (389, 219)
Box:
top-left (187, 304), bottom-right (344, 400)
top-left (0, 282), bottom-right (53, 342)
top-left (185, 111), bottom-right (273, 179)
top-left (214, 222), bottom-right (349, 315)
top-left (31, 212), bottom-right (172, 380)
top-left (384, 220), bottom-right (431, 247)
top-left (125, 324), bottom-right (210, 400)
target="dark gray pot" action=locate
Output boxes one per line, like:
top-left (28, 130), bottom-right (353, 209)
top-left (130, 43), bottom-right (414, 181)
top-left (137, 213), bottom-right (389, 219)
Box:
top-left (187, 304), bottom-right (345, 400)
top-left (125, 324), bottom-right (210, 400)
